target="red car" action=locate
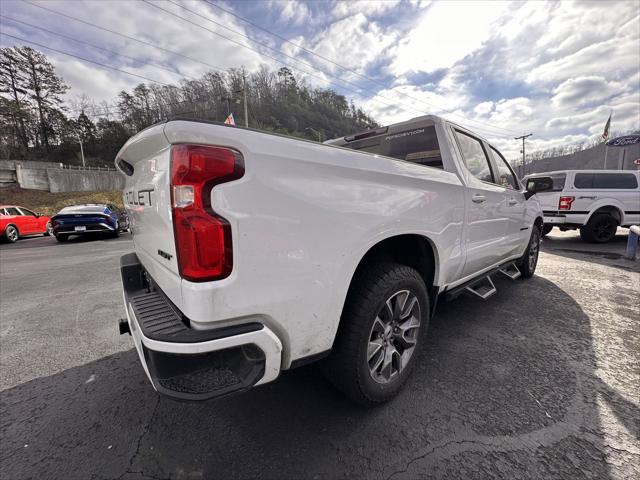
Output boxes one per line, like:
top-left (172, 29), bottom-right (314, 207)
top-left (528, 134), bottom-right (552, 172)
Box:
top-left (0, 205), bottom-right (52, 243)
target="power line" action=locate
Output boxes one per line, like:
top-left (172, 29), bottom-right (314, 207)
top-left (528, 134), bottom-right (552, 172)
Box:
top-left (1, 33), bottom-right (172, 86)
top-left (141, 1), bottom-right (375, 100)
top-left (163, 0), bottom-right (378, 100)
top-left (142, 0), bottom-right (511, 137)
top-left (21, 0), bottom-right (228, 75)
top-left (199, 0), bottom-right (525, 136)
top-left (0, 15), bottom-right (195, 81)
top-left (15, 1), bottom-right (516, 139)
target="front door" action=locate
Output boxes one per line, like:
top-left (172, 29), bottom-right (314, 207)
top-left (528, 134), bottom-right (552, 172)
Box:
top-left (486, 145), bottom-right (528, 257)
top-left (17, 207), bottom-right (39, 234)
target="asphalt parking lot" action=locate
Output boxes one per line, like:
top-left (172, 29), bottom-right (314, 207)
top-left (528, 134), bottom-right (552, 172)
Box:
top-left (1, 230), bottom-right (638, 480)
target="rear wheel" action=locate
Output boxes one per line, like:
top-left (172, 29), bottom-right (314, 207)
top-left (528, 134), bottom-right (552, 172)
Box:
top-left (580, 213), bottom-right (617, 243)
top-left (55, 234), bottom-right (69, 242)
top-left (517, 225), bottom-right (541, 279)
top-left (541, 224), bottom-right (553, 237)
top-left (323, 262), bottom-right (429, 405)
top-left (4, 225), bottom-right (19, 243)
top-left (45, 222), bottom-right (53, 236)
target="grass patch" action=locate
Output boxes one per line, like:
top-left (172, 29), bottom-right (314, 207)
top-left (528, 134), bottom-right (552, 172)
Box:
top-left (0, 187), bottom-right (123, 216)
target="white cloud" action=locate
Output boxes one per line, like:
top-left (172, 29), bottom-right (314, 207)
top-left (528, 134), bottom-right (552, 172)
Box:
top-left (389, 1), bottom-right (509, 75)
top-left (277, 0), bottom-right (310, 25)
top-left (332, 0), bottom-right (402, 19)
top-left (306, 13), bottom-right (396, 76)
top-left (474, 101), bottom-right (494, 116)
top-left (551, 76), bottom-right (624, 107)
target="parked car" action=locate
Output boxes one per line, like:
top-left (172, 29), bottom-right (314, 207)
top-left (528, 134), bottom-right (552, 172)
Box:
top-left (525, 170), bottom-right (640, 243)
top-left (50, 203), bottom-right (129, 242)
top-left (0, 205), bottom-right (52, 243)
top-left (115, 115), bottom-right (552, 405)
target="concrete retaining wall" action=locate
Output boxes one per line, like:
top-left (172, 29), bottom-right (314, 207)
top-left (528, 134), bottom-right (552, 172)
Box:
top-left (15, 165), bottom-right (50, 190)
top-left (46, 169), bottom-right (124, 193)
top-left (527, 142), bottom-right (640, 175)
top-left (0, 159), bottom-right (124, 192)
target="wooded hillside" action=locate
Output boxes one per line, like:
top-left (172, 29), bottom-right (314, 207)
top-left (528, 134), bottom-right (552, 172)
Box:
top-left (0, 46), bottom-right (378, 166)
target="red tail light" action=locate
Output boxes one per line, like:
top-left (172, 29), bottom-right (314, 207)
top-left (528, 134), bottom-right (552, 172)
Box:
top-left (170, 145), bottom-right (244, 282)
top-left (558, 196), bottom-right (575, 211)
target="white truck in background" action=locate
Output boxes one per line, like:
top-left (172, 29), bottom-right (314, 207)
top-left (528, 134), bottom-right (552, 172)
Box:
top-left (525, 170), bottom-right (640, 243)
top-left (115, 115), bottom-right (551, 405)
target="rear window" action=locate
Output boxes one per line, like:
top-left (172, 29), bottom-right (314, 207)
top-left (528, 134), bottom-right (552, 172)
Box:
top-left (342, 125), bottom-right (443, 169)
top-left (574, 173), bottom-right (638, 189)
top-left (528, 173), bottom-right (566, 192)
top-left (59, 205), bottom-right (107, 214)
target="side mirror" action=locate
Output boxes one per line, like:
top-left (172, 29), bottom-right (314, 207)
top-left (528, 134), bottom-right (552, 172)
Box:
top-left (524, 176), bottom-right (553, 200)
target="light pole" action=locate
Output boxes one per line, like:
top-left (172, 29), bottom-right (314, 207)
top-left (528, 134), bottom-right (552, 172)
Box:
top-left (305, 127), bottom-right (322, 142)
top-left (77, 134), bottom-right (85, 168)
top-left (514, 133), bottom-right (533, 177)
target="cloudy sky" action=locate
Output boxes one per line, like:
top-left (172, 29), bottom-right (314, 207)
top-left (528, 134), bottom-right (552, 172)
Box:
top-left (1, 0), bottom-right (639, 158)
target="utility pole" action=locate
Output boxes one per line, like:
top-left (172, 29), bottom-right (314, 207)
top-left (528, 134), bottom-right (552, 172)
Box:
top-left (77, 134), bottom-right (85, 168)
top-left (242, 67), bottom-right (248, 128)
top-left (514, 133), bottom-right (533, 177)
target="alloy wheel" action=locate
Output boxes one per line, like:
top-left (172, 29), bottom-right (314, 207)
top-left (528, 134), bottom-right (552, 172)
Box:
top-left (529, 230), bottom-right (540, 271)
top-left (367, 290), bottom-right (421, 384)
top-left (594, 218), bottom-right (615, 241)
top-left (6, 226), bottom-right (18, 242)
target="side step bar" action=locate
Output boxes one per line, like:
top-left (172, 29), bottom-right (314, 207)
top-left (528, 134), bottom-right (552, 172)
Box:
top-left (445, 261), bottom-right (520, 302)
top-left (499, 263), bottom-right (521, 280)
top-left (465, 276), bottom-right (496, 300)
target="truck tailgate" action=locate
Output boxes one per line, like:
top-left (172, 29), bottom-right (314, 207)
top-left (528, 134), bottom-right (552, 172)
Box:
top-left (116, 123), bottom-right (183, 303)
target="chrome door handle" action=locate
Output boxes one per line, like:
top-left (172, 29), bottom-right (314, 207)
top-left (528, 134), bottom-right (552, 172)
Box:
top-left (472, 194), bottom-right (486, 203)
top-left (508, 198), bottom-right (518, 206)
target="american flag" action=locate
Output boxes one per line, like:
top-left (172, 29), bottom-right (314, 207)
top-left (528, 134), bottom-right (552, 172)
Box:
top-left (601, 111), bottom-right (611, 141)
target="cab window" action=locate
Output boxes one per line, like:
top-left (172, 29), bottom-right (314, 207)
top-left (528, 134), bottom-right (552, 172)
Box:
top-left (488, 147), bottom-right (519, 190)
top-left (453, 130), bottom-right (493, 183)
top-left (575, 173), bottom-right (638, 189)
top-left (5, 207), bottom-right (21, 215)
top-left (18, 207), bottom-right (37, 216)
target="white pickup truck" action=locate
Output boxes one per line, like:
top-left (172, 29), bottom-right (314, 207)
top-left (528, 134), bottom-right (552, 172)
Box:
top-left (116, 115), bottom-right (551, 405)
top-left (526, 170), bottom-right (640, 243)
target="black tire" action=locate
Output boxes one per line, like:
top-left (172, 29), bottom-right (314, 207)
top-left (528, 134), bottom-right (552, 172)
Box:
top-left (517, 225), bottom-right (541, 279)
top-left (579, 213), bottom-right (617, 243)
top-left (541, 224), bottom-right (553, 237)
top-left (109, 221), bottom-right (120, 238)
top-left (4, 225), bottom-right (19, 243)
top-left (323, 262), bottom-right (429, 406)
top-left (55, 234), bottom-right (69, 243)
top-left (44, 221), bottom-right (53, 236)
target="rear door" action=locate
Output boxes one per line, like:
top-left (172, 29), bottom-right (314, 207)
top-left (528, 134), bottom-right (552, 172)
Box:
top-left (486, 145), bottom-right (528, 256)
top-left (452, 129), bottom-right (510, 277)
